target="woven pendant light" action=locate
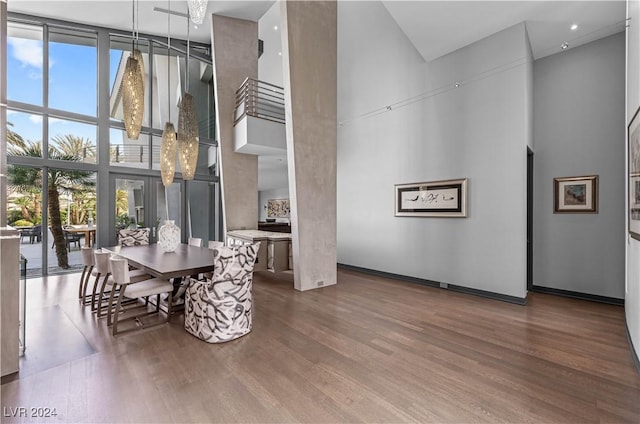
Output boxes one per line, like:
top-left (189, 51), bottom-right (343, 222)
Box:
top-left (186, 0), bottom-right (207, 25)
top-left (160, 0), bottom-right (176, 186)
top-left (121, 0), bottom-right (144, 140)
top-left (160, 122), bottom-right (177, 186)
top-left (177, 17), bottom-right (199, 180)
top-left (178, 93), bottom-right (199, 180)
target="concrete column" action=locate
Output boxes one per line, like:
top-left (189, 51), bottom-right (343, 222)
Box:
top-left (210, 15), bottom-right (258, 233)
top-left (281, 1), bottom-right (337, 291)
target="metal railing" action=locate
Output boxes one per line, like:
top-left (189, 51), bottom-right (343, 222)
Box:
top-left (234, 78), bottom-right (285, 126)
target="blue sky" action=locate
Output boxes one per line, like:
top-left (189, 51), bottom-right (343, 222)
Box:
top-left (7, 32), bottom-right (124, 148)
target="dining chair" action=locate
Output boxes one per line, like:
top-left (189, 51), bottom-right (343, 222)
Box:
top-left (188, 237), bottom-right (203, 247)
top-left (184, 242), bottom-right (260, 343)
top-left (79, 247), bottom-right (95, 305)
top-left (108, 257), bottom-right (173, 335)
top-left (117, 228), bottom-right (150, 246)
top-left (92, 250), bottom-right (151, 318)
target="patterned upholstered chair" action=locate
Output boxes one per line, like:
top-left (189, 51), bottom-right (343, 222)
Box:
top-left (184, 242), bottom-right (260, 343)
top-left (117, 228), bottom-right (150, 246)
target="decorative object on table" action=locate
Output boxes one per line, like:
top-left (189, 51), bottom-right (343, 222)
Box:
top-left (184, 242), bottom-right (260, 343)
top-left (553, 175), bottom-right (598, 214)
top-left (158, 220), bottom-right (180, 252)
top-left (177, 15), bottom-right (199, 180)
top-left (160, 0), bottom-right (177, 186)
top-left (395, 178), bottom-right (468, 217)
top-left (121, 0), bottom-right (145, 140)
top-left (267, 198), bottom-right (290, 218)
top-left (628, 106), bottom-right (640, 240)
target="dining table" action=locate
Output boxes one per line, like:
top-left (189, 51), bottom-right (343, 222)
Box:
top-left (103, 243), bottom-right (215, 312)
top-left (103, 243), bottom-right (215, 279)
top-left (65, 225), bottom-right (97, 247)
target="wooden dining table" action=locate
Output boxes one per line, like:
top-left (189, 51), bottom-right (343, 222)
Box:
top-left (103, 243), bottom-right (214, 280)
top-left (65, 225), bottom-right (97, 247)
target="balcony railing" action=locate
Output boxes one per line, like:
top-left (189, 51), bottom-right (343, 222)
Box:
top-left (234, 78), bottom-right (285, 126)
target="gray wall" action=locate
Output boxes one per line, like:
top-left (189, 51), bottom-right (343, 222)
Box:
top-left (533, 32), bottom-right (625, 299)
top-left (338, 2), bottom-right (531, 299)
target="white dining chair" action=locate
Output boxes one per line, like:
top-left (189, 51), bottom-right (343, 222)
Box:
top-left (188, 237), bottom-right (203, 247)
top-left (93, 250), bottom-right (151, 318)
top-left (79, 247), bottom-right (95, 305)
top-left (108, 257), bottom-right (173, 335)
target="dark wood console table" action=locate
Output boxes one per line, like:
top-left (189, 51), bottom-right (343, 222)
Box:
top-left (258, 222), bottom-right (291, 233)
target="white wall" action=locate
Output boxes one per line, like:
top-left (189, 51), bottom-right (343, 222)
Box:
top-left (338, 2), bottom-right (531, 299)
top-left (626, 0), bottom-right (640, 363)
top-left (533, 32), bottom-right (626, 299)
top-left (258, 1), bottom-right (283, 87)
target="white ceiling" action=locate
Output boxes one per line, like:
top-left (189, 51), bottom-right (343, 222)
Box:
top-left (7, 1), bottom-right (626, 61)
top-left (383, 1), bottom-right (627, 61)
top-left (7, 1), bottom-right (275, 44)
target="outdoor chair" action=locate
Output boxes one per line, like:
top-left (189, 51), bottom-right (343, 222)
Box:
top-left (20, 225), bottom-right (41, 244)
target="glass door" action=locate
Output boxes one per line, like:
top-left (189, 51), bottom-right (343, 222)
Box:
top-left (109, 174), bottom-right (183, 247)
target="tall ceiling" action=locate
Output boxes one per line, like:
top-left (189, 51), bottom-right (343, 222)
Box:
top-left (7, 1), bottom-right (626, 61)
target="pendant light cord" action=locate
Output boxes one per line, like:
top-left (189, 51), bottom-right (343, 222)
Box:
top-left (186, 17), bottom-right (190, 93)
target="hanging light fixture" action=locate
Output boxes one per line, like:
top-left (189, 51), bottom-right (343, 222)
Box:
top-left (186, 0), bottom-right (207, 25)
top-left (121, 0), bottom-right (145, 140)
top-left (178, 13), bottom-right (199, 180)
top-left (160, 0), bottom-right (177, 186)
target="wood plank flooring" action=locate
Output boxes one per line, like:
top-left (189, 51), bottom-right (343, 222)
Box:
top-left (1, 267), bottom-right (639, 423)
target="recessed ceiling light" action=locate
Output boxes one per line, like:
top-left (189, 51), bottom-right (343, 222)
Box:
top-left (570, 24), bottom-right (578, 31)
top-left (274, 25), bottom-right (278, 30)
top-left (278, 52), bottom-right (282, 56)
top-left (561, 42), bottom-right (569, 50)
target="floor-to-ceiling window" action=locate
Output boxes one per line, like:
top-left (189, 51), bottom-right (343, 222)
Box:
top-left (5, 14), bottom-right (220, 276)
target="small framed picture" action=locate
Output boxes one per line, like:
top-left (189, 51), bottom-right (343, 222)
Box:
top-left (395, 178), bottom-right (467, 217)
top-left (628, 105), bottom-right (640, 240)
top-left (553, 175), bottom-right (598, 213)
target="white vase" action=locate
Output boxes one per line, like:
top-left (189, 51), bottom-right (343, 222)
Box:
top-left (158, 220), bottom-right (180, 252)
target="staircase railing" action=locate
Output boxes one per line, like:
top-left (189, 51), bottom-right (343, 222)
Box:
top-left (234, 78), bottom-right (285, 125)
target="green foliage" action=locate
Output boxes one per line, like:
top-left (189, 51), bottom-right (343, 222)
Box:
top-left (12, 219), bottom-right (34, 227)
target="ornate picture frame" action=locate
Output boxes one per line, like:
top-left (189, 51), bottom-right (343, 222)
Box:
top-left (394, 178), bottom-right (467, 217)
top-left (553, 175), bottom-right (598, 214)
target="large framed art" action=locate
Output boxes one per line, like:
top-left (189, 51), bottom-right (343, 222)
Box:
top-left (394, 178), bottom-right (467, 217)
top-left (553, 175), bottom-right (598, 213)
top-left (629, 106), bottom-right (640, 241)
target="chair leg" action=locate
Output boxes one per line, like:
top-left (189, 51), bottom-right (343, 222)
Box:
top-left (112, 285), bottom-right (127, 336)
top-left (90, 273), bottom-right (102, 311)
top-left (81, 266), bottom-right (94, 305)
top-left (78, 266), bottom-right (87, 299)
top-left (106, 282), bottom-right (118, 327)
top-left (166, 290), bottom-right (172, 322)
top-left (96, 273), bottom-right (112, 318)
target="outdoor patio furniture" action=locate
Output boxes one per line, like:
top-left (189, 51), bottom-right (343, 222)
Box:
top-left (20, 225), bottom-right (41, 244)
top-left (63, 229), bottom-right (83, 251)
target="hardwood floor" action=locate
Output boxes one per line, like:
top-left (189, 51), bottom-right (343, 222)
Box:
top-left (2, 267), bottom-right (639, 423)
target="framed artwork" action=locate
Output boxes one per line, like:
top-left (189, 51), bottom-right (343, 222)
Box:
top-left (553, 175), bottom-right (598, 213)
top-left (629, 106), bottom-right (640, 240)
top-left (267, 198), bottom-right (290, 218)
top-left (395, 178), bottom-right (467, 217)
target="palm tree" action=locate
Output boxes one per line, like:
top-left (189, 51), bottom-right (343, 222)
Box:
top-left (7, 128), bottom-right (95, 269)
